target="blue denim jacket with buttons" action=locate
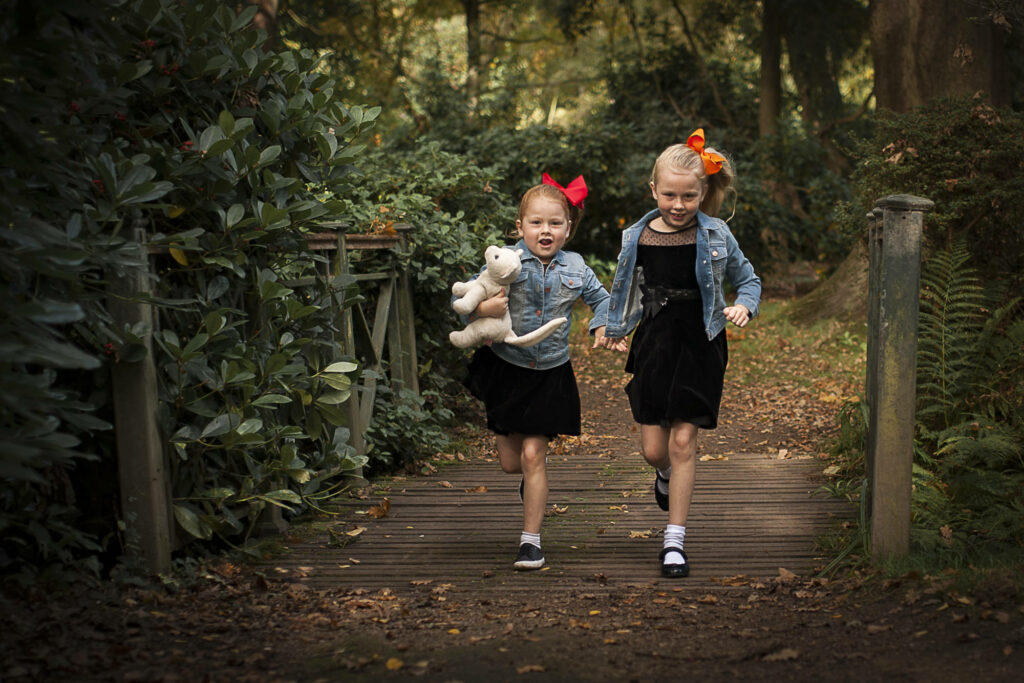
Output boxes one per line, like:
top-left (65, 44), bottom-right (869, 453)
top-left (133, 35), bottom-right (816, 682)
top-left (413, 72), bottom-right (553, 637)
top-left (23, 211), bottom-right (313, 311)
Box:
top-left (465, 240), bottom-right (610, 370)
top-left (605, 209), bottom-right (761, 341)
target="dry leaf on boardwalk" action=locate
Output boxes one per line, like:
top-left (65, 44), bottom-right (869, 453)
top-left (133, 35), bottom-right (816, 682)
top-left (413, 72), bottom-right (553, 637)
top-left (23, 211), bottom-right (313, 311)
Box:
top-left (628, 528), bottom-right (660, 539)
top-left (464, 485), bottom-right (488, 493)
top-left (367, 498), bottom-right (391, 518)
top-left (762, 648), bottom-right (800, 662)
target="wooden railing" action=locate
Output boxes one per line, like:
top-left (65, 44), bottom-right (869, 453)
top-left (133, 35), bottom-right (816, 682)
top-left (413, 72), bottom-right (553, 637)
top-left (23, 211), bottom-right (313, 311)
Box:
top-left (295, 223), bottom-right (419, 455)
top-left (108, 223), bottom-right (418, 572)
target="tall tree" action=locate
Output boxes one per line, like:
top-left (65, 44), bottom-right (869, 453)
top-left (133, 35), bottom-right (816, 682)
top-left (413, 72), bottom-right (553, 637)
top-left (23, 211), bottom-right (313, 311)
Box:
top-left (463, 0), bottom-right (483, 107)
top-left (758, 0), bottom-right (782, 136)
top-left (871, 0), bottom-right (1011, 112)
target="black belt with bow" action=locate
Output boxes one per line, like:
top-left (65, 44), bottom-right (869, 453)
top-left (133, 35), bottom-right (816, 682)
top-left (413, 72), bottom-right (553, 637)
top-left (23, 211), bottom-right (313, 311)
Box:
top-left (641, 285), bottom-right (700, 320)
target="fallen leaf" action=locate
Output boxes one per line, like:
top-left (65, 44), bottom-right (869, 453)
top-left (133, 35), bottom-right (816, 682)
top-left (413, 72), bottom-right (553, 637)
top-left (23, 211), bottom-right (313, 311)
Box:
top-left (763, 648), bottom-right (800, 662)
top-left (448, 628), bottom-right (460, 635)
top-left (367, 498), bottom-right (391, 518)
top-left (346, 527), bottom-right (366, 537)
top-left (438, 480), bottom-right (453, 488)
top-left (385, 658), bottom-right (403, 670)
top-left (628, 529), bottom-right (658, 539)
top-left (776, 567), bottom-right (797, 582)
top-left (465, 485), bottom-right (488, 493)
top-left (699, 454), bottom-right (728, 461)
top-left (517, 664), bottom-right (545, 674)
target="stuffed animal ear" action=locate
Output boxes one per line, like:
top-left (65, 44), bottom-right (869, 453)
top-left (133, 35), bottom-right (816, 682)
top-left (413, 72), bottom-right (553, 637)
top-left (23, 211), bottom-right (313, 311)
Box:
top-left (515, 249), bottom-right (524, 258)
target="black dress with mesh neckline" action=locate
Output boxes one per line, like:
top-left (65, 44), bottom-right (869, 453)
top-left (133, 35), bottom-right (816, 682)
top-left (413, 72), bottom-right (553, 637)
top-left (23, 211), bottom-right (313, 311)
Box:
top-left (624, 223), bottom-right (728, 428)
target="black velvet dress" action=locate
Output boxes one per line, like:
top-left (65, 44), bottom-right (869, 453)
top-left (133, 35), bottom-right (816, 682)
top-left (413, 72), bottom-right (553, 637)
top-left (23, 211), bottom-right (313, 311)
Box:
top-left (624, 224), bottom-right (728, 428)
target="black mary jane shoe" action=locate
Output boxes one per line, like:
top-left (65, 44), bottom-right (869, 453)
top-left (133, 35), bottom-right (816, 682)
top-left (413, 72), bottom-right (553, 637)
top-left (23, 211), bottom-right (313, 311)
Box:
top-left (654, 473), bottom-right (669, 511)
top-left (659, 547), bottom-right (690, 578)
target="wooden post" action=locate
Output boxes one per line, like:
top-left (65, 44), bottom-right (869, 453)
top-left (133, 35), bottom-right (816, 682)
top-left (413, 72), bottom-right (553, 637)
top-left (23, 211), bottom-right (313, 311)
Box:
top-left (108, 226), bottom-right (172, 573)
top-left (392, 224), bottom-right (419, 396)
top-left (863, 207), bottom-right (883, 504)
top-left (335, 231), bottom-right (366, 455)
top-left (866, 194), bottom-right (933, 559)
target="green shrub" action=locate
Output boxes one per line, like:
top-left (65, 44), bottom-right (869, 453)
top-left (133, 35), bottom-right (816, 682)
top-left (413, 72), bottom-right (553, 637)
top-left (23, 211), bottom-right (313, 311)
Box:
top-left (330, 141), bottom-right (512, 401)
top-left (1, 0), bottom-right (383, 579)
top-left (841, 97), bottom-right (1024, 293)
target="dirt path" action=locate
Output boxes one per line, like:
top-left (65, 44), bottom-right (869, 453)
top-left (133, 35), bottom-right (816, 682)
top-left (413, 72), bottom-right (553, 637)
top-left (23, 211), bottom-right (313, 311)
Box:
top-left (3, 307), bottom-right (1023, 681)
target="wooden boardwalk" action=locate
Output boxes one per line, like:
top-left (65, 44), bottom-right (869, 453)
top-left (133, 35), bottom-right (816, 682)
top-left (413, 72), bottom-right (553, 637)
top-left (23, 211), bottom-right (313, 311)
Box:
top-left (271, 386), bottom-right (850, 594)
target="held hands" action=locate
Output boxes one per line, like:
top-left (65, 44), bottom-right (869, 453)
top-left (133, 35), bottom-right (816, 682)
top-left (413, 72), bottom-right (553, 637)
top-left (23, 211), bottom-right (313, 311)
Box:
top-left (593, 326), bottom-right (629, 352)
top-left (723, 304), bottom-right (751, 327)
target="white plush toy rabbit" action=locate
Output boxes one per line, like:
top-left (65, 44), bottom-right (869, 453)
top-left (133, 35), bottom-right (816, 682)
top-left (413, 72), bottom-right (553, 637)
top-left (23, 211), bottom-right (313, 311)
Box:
top-left (449, 245), bottom-right (567, 348)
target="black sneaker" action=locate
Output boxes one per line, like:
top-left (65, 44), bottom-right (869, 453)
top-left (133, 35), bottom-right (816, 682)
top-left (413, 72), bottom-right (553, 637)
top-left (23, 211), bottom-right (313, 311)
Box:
top-left (654, 472), bottom-right (669, 511)
top-left (513, 543), bottom-right (545, 570)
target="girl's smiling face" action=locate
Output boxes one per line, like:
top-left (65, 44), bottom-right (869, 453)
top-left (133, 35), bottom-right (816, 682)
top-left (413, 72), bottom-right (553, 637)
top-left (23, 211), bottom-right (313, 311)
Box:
top-left (651, 169), bottom-right (705, 230)
top-left (516, 195), bottom-right (570, 263)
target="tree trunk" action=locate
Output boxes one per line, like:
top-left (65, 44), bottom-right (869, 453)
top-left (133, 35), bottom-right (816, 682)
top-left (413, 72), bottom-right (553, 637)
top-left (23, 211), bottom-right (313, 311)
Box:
top-left (870, 0), bottom-right (1010, 112)
top-left (463, 0), bottom-right (482, 110)
top-left (758, 0), bottom-right (782, 136)
top-left (249, 0), bottom-right (278, 49)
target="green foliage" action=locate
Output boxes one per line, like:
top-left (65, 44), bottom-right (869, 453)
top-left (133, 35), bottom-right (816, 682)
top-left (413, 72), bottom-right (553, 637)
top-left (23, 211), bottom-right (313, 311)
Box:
top-left (915, 242), bottom-right (988, 438)
top-left (364, 387), bottom-right (454, 474)
top-left (912, 246), bottom-right (1024, 561)
top-left (331, 141), bottom-right (512, 403)
top-left (0, 0), bottom-right (385, 579)
top-left (842, 97), bottom-right (1024, 291)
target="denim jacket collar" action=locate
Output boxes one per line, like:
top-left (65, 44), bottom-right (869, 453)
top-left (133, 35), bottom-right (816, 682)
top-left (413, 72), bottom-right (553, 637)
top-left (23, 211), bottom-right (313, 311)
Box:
top-left (513, 239), bottom-right (568, 268)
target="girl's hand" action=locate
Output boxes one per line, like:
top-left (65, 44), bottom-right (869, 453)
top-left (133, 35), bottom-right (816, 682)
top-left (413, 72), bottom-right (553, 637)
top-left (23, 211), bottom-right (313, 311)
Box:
top-left (593, 327), bottom-right (629, 352)
top-left (475, 289), bottom-right (508, 318)
top-left (723, 304), bottom-right (751, 327)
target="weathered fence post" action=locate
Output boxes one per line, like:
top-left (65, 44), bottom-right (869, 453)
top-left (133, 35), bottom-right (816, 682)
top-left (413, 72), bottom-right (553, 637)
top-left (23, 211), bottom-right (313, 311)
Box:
top-left (390, 224), bottom-right (419, 396)
top-left (108, 225), bottom-right (172, 573)
top-left (865, 194), bottom-right (933, 559)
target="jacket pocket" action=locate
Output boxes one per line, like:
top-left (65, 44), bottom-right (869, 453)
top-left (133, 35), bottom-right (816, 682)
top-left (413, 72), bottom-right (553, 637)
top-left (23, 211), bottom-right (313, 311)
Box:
top-left (554, 272), bottom-right (583, 309)
top-left (709, 243), bottom-right (728, 280)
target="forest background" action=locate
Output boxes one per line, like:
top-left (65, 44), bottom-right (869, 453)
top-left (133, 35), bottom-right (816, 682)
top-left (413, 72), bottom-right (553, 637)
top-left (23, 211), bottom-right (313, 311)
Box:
top-left (1, 0), bottom-right (1023, 585)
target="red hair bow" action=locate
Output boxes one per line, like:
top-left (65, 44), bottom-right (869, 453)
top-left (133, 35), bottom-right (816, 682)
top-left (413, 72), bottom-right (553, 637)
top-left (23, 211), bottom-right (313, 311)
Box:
top-left (542, 173), bottom-right (588, 207)
top-left (686, 129), bottom-right (725, 176)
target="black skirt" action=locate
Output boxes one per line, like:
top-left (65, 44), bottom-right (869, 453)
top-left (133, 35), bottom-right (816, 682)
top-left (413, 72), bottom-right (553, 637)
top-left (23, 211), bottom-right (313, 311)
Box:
top-left (463, 346), bottom-right (581, 437)
top-left (624, 298), bottom-right (728, 429)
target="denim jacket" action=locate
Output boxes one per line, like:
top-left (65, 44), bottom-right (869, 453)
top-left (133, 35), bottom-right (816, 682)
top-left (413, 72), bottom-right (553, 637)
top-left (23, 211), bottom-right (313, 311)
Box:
top-left (605, 209), bottom-right (761, 340)
top-left (464, 240), bottom-right (610, 370)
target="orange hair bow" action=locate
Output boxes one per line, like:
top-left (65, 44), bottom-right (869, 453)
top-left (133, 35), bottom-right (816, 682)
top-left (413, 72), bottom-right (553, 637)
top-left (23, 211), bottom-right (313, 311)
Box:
top-left (542, 173), bottom-right (588, 207)
top-left (686, 129), bottom-right (725, 175)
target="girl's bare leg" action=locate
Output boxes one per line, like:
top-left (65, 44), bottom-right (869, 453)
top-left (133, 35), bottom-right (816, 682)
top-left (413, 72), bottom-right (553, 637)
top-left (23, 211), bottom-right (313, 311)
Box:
top-left (497, 434), bottom-right (549, 534)
top-left (666, 421), bottom-right (698, 526)
top-left (639, 422), bottom-right (697, 524)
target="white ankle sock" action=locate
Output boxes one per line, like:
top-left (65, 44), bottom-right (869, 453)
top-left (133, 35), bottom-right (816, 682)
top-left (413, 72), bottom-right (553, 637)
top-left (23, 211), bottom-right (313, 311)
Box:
top-left (662, 524), bottom-right (686, 565)
top-left (656, 467), bottom-right (671, 495)
top-left (520, 531), bottom-right (541, 548)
